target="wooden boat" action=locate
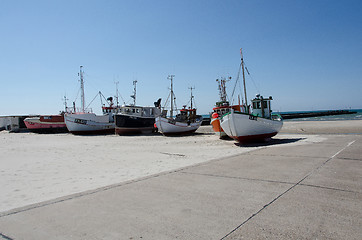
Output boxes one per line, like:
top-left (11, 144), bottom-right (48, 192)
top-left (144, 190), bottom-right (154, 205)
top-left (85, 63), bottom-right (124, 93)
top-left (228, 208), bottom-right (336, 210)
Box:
top-left (220, 49), bottom-right (283, 143)
top-left (24, 96), bottom-right (72, 133)
top-left (115, 81), bottom-right (161, 135)
top-left (64, 66), bottom-right (118, 135)
top-left (24, 114), bottom-right (68, 133)
top-left (65, 112), bottom-right (116, 135)
top-left (115, 104), bottom-right (161, 135)
top-left (155, 75), bottom-right (203, 135)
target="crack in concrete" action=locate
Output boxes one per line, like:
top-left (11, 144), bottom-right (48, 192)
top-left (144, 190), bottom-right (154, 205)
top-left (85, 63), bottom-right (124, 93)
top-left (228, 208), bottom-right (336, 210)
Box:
top-left (220, 140), bottom-right (356, 239)
top-left (180, 171), bottom-right (295, 186)
top-left (180, 171), bottom-right (360, 194)
top-left (336, 157), bottom-right (362, 161)
top-left (299, 183), bottom-right (360, 194)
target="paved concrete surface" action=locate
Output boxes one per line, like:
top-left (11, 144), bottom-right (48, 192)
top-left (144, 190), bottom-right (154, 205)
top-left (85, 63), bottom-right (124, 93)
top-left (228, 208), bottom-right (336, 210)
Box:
top-left (1, 134), bottom-right (361, 239)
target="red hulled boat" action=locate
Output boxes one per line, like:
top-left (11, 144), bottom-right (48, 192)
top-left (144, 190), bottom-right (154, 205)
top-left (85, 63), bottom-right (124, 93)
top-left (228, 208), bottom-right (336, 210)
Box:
top-left (24, 114), bottom-right (68, 133)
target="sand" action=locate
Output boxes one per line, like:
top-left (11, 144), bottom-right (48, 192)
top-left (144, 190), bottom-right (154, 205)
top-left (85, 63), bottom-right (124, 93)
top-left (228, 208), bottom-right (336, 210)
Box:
top-left (280, 119), bottom-right (362, 134)
top-left (1, 120), bottom-right (358, 213)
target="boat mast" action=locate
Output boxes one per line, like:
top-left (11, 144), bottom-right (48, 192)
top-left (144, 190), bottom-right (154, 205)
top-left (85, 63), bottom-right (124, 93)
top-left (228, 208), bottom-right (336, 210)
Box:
top-left (79, 66), bottom-right (85, 112)
top-left (189, 86), bottom-right (195, 109)
top-left (63, 95), bottom-right (69, 112)
top-left (131, 80), bottom-right (137, 106)
top-left (240, 49), bottom-right (248, 112)
top-left (216, 77), bottom-right (231, 103)
top-left (168, 75), bottom-right (175, 118)
top-left (115, 81), bottom-right (119, 106)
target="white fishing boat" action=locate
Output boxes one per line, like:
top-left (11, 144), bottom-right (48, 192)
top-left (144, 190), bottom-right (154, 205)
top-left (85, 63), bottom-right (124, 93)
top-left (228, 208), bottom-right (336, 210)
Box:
top-left (220, 49), bottom-right (283, 143)
top-left (65, 113), bottom-right (115, 134)
top-left (64, 66), bottom-right (118, 135)
top-left (155, 75), bottom-right (203, 135)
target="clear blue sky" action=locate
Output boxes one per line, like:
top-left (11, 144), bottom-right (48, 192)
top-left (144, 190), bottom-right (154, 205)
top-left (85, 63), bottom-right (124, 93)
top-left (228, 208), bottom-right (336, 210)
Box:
top-left (1, 0), bottom-right (361, 115)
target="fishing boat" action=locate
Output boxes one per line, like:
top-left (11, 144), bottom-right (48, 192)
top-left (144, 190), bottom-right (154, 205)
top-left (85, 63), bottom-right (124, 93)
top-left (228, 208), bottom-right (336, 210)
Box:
top-left (210, 77), bottom-right (244, 139)
top-left (24, 114), bottom-right (68, 133)
top-left (220, 49), bottom-right (283, 143)
top-left (23, 96), bottom-right (72, 133)
top-left (155, 75), bottom-right (203, 135)
top-left (64, 66), bottom-right (118, 135)
top-left (115, 80), bottom-right (161, 135)
top-left (115, 104), bottom-right (161, 135)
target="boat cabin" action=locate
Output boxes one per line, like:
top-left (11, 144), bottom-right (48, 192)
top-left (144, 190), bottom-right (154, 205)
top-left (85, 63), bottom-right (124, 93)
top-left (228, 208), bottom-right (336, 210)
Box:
top-left (178, 107), bottom-right (196, 120)
top-left (118, 106), bottom-right (161, 117)
top-left (213, 106), bottom-right (231, 118)
top-left (102, 97), bottom-right (120, 114)
top-left (102, 106), bottom-right (119, 114)
top-left (251, 95), bottom-right (273, 118)
top-left (215, 101), bottom-right (230, 108)
top-left (40, 115), bottom-right (64, 122)
top-left (174, 105), bottom-right (202, 122)
top-left (212, 104), bottom-right (244, 118)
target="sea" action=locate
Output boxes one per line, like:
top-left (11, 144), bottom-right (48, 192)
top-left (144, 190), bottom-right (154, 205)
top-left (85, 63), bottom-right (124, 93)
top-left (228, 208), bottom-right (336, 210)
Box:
top-left (277, 109), bottom-right (362, 122)
top-left (203, 109), bottom-right (362, 122)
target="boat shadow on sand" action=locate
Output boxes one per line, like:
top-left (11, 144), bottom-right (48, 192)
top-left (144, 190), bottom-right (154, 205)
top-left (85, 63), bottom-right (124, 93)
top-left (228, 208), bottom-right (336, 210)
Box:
top-left (152, 132), bottom-right (214, 137)
top-left (234, 137), bottom-right (305, 147)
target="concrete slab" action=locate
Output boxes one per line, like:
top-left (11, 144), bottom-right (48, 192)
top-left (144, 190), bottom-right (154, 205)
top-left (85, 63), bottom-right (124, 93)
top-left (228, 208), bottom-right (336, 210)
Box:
top-left (249, 139), bottom-right (352, 159)
top-left (225, 185), bottom-right (362, 240)
top-left (302, 159), bottom-right (362, 193)
top-left (182, 154), bottom-right (326, 184)
top-left (0, 173), bottom-right (291, 240)
top-left (335, 138), bottom-right (362, 161)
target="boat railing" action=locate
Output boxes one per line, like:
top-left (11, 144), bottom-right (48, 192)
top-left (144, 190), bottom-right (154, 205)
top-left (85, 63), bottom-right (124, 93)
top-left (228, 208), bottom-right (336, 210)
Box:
top-left (72, 107), bottom-right (92, 114)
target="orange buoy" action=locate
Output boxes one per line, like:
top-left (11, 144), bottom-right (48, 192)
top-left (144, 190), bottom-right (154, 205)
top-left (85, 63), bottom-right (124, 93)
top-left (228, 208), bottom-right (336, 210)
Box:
top-left (212, 112), bottom-right (219, 118)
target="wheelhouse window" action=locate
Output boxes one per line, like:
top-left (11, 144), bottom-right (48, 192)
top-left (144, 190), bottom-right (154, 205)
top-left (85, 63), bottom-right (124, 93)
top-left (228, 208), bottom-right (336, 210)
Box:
top-left (253, 101), bottom-right (261, 109)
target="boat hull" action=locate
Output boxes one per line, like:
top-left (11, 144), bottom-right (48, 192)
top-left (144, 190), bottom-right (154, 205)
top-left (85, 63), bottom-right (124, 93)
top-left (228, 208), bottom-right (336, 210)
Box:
top-left (155, 116), bottom-right (202, 135)
top-left (115, 114), bottom-right (156, 135)
top-left (24, 116), bottom-right (68, 133)
top-left (220, 111), bottom-right (283, 143)
top-left (64, 113), bottom-right (115, 135)
top-left (211, 105), bottom-right (242, 139)
top-left (210, 117), bottom-right (229, 139)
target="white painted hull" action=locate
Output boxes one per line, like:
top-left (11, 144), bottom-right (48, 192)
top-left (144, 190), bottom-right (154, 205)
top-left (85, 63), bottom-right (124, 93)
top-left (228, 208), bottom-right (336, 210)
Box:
top-left (155, 116), bottom-right (202, 135)
top-left (64, 113), bottom-right (115, 134)
top-left (220, 110), bottom-right (283, 143)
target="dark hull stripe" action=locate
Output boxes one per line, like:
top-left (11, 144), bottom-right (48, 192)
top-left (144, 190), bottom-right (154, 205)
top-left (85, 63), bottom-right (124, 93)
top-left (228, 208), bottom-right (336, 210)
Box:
top-left (233, 132), bottom-right (278, 143)
top-left (115, 115), bottom-right (155, 128)
top-left (28, 127), bottom-right (69, 134)
top-left (115, 127), bottom-right (156, 135)
top-left (162, 129), bottom-right (198, 136)
top-left (69, 128), bottom-right (115, 135)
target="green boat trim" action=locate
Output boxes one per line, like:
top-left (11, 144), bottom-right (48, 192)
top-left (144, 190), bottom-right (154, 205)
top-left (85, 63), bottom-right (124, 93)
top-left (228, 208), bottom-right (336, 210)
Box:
top-left (222, 111), bottom-right (283, 121)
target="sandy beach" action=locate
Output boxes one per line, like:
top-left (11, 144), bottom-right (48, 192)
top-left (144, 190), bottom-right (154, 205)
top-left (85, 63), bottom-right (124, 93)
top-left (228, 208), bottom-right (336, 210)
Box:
top-left (0, 121), bottom-right (341, 213)
top-left (280, 119), bottom-right (362, 134)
